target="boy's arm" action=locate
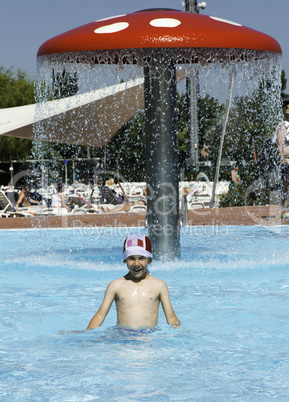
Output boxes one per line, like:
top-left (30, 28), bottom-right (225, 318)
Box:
top-left (159, 281), bottom-right (181, 327)
top-left (86, 281), bottom-right (117, 330)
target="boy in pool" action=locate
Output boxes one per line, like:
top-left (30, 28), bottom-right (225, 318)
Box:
top-left (87, 234), bottom-right (180, 330)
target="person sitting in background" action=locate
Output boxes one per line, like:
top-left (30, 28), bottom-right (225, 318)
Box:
top-left (201, 144), bottom-right (210, 159)
top-left (138, 187), bottom-right (147, 206)
top-left (231, 165), bottom-right (241, 186)
top-left (180, 187), bottom-right (189, 226)
top-left (106, 177), bottom-right (115, 186)
top-left (97, 178), bottom-right (128, 205)
top-left (51, 183), bottom-right (70, 213)
top-left (15, 185), bottom-right (39, 211)
top-left (98, 180), bottom-right (131, 212)
top-left (97, 180), bottom-right (146, 213)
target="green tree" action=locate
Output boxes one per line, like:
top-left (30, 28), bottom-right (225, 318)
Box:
top-left (106, 111), bottom-right (146, 182)
top-left (177, 92), bottom-right (225, 179)
top-left (51, 69), bottom-right (79, 100)
top-left (176, 91), bottom-right (192, 168)
top-left (219, 72), bottom-right (282, 207)
top-left (0, 137), bottom-right (32, 161)
top-left (31, 68), bottom-right (83, 168)
top-left (0, 67), bottom-right (35, 162)
top-left (197, 94), bottom-right (225, 179)
top-left (0, 67), bottom-right (35, 108)
top-left (103, 92), bottom-right (226, 182)
top-left (49, 69), bottom-right (80, 159)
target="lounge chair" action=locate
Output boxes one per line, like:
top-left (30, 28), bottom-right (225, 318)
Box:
top-left (129, 204), bottom-right (147, 213)
top-left (67, 194), bottom-right (100, 213)
top-left (0, 190), bottom-right (33, 217)
top-left (71, 204), bottom-right (100, 214)
top-left (0, 211), bottom-right (10, 218)
top-left (4, 189), bottom-right (19, 207)
top-left (98, 185), bottom-right (123, 205)
top-left (0, 190), bottom-right (19, 214)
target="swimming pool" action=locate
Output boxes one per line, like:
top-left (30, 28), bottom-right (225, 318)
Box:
top-left (1, 225), bottom-right (289, 401)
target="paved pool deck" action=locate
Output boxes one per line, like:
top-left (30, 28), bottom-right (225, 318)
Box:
top-left (0, 205), bottom-right (287, 230)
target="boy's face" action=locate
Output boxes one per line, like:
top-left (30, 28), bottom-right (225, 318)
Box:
top-left (124, 255), bottom-right (152, 279)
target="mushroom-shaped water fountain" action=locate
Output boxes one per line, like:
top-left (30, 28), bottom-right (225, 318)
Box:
top-left (37, 8), bottom-right (282, 259)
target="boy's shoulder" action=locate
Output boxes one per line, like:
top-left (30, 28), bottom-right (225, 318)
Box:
top-left (146, 274), bottom-right (167, 287)
top-left (106, 277), bottom-right (125, 291)
top-left (109, 277), bottom-right (126, 286)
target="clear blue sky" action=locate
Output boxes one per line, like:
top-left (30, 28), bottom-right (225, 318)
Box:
top-left (1, 0), bottom-right (288, 91)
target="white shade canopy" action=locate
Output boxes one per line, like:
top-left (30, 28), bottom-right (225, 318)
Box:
top-left (0, 77), bottom-right (144, 147)
top-left (0, 69), bottom-right (188, 147)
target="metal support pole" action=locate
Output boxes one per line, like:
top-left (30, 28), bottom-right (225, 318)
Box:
top-left (41, 165), bottom-right (45, 190)
top-left (210, 68), bottom-right (235, 207)
top-left (103, 147), bottom-right (107, 174)
top-left (65, 163), bottom-right (68, 187)
top-left (184, 0), bottom-right (198, 13)
top-left (184, 0), bottom-right (206, 13)
top-left (184, 1), bottom-right (201, 167)
top-left (72, 160), bottom-right (75, 188)
top-left (186, 69), bottom-right (199, 163)
top-left (9, 163), bottom-right (14, 186)
top-left (144, 58), bottom-right (180, 260)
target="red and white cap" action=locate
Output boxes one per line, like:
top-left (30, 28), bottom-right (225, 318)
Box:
top-left (123, 234), bottom-right (153, 261)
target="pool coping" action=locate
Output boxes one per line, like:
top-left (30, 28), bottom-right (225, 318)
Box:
top-left (0, 205), bottom-right (287, 229)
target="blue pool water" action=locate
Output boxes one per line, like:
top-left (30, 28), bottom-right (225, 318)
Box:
top-left (1, 225), bottom-right (289, 401)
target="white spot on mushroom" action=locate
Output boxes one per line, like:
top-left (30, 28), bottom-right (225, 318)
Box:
top-left (149, 18), bottom-right (181, 28)
top-left (94, 22), bottom-right (129, 34)
top-left (209, 16), bottom-right (242, 27)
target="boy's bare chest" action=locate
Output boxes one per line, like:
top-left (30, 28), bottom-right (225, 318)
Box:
top-left (116, 282), bottom-right (159, 304)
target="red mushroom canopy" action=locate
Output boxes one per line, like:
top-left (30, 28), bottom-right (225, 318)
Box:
top-left (37, 8), bottom-right (281, 64)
